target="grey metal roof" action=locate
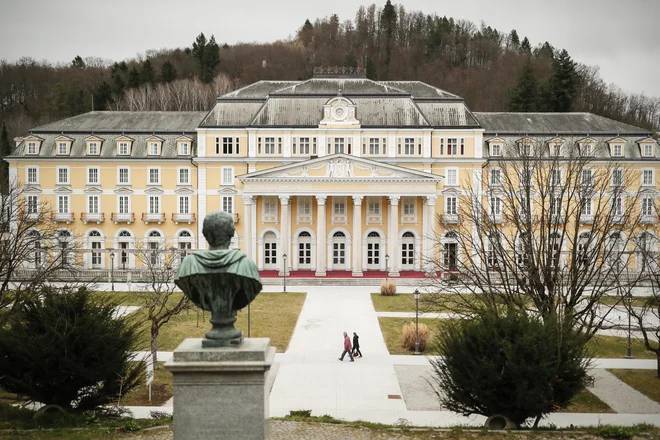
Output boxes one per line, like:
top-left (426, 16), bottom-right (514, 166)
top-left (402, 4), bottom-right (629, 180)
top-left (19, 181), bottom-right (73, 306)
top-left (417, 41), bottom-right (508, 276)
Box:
top-left (474, 112), bottom-right (650, 135)
top-left (12, 133), bottom-right (193, 159)
top-left (380, 81), bottom-right (461, 99)
top-left (221, 81), bottom-right (299, 99)
top-left (199, 101), bottom-right (264, 127)
top-left (416, 102), bottom-right (480, 127)
top-left (31, 111), bottom-right (205, 133)
top-left (270, 78), bottom-right (407, 95)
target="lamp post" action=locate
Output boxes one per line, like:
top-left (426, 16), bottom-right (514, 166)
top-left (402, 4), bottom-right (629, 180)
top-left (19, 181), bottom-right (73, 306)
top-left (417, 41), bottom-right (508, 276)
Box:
top-left (625, 289), bottom-right (633, 359)
top-left (413, 289), bottom-right (421, 355)
top-left (385, 254), bottom-right (390, 281)
top-left (282, 253), bottom-right (288, 292)
top-left (109, 251), bottom-right (115, 292)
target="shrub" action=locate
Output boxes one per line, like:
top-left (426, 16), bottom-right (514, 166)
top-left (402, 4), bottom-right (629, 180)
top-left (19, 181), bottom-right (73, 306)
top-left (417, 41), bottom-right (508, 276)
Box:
top-left (401, 321), bottom-right (429, 352)
top-left (380, 280), bottom-right (397, 296)
top-left (0, 287), bottom-right (142, 412)
top-left (431, 309), bottom-right (591, 427)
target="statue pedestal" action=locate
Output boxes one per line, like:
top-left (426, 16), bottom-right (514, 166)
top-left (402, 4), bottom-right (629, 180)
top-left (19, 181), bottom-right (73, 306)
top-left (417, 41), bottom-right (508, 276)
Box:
top-left (165, 338), bottom-right (275, 440)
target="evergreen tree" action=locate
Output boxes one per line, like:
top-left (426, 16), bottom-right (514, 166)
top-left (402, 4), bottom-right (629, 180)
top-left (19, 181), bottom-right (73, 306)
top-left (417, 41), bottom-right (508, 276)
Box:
top-left (521, 37), bottom-right (532, 56)
top-left (71, 55), bottom-right (86, 69)
top-left (509, 29), bottom-right (520, 48)
top-left (140, 59), bottom-right (156, 86)
top-left (506, 58), bottom-right (538, 112)
top-left (345, 52), bottom-right (358, 68)
top-left (366, 57), bottom-right (378, 80)
top-left (298, 19), bottom-right (314, 47)
top-left (93, 82), bottom-right (113, 110)
top-left (380, 0), bottom-right (397, 74)
top-left (534, 41), bottom-right (555, 59)
top-left (192, 33), bottom-right (221, 83)
top-left (127, 66), bottom-right (141, 88)
top-left (160, 61), bottom-right (177, 82)
top-left (0, 123), bottom-right (11, 191)
top-left (547, 49), bottom-right (578, 112)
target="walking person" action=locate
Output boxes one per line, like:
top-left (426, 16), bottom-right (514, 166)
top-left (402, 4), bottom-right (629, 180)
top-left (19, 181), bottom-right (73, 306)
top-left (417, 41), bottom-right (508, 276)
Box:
top-left (338, 332), bottom-right (354, 362)
top-left (352, 332), bottom-right (362, 358)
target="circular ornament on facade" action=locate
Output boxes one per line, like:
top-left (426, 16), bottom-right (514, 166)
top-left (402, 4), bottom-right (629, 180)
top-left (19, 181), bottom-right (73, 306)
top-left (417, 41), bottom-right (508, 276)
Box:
top-left (333, 105), bottom-right (347, 120)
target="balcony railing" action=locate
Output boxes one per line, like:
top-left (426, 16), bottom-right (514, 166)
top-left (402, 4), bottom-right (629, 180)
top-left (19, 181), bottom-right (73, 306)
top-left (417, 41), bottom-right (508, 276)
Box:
top-left (641, 215), bottom-right (656, 225)
top-left (442, 213), bottom-right (459, 224)
top-left (51, 212), bottom-right (75, 224)
top-left (142, 213), bottom-right (166, 224)
top-left (580, 215), bottom-right (594, 225)
top-left (172, 213), bottom-right (196, 224)
top-left (81, 212), bottom-right (105, 224)
top-left (111, 213), bottom-right (135, 224)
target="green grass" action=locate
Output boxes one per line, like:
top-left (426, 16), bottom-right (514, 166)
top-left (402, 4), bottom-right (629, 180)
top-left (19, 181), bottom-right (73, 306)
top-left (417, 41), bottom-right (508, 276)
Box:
top-left (371, 293), bottom-right (475, 313)
top-left (598, 296), bottom-right (653, 308)
top-left (557, 388), bottom-right (614, 413)
top-left (378, 317), bottom-right (449, 355)
top-left (588, 335), bottom-right (656, 359)
top-left (134, 292), bottom-right (306, 354)
top-left (609, 369), bottom-right (660, 403)
top-left (121, 362), bottom-right (172, 406)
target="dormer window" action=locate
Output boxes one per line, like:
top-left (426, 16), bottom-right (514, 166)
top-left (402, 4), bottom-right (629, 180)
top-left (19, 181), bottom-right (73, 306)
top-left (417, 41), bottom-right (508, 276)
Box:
top-left (581, 144), bottom-right (593, 156)
top-left (88, 142), bottom-right (99, 155)
top-left (119, 142), bottom-right (129, 155)
top-left (149, 142), bottom-right (160, 156)
top-left (612, 144), bottom-right (623, 157)
top-left (58, 142), bottom-right (68, 155)
top-left (642, 143), bottom-right (655, 157)
top-left (179, 142), bottom-right (190, 155)
top-left (27, 142), bottom-right (37, 154)
top-left (491, 144), bottom-right (501, 156)
top-left (518, 139), bottom-right (534, 157)
top-left (115, 136), bottom-right (134, 156)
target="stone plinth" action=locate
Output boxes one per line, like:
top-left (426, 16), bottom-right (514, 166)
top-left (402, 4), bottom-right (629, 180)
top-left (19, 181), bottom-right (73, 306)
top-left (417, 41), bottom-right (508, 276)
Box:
top-left (164, 338), bottom-right (275, 440)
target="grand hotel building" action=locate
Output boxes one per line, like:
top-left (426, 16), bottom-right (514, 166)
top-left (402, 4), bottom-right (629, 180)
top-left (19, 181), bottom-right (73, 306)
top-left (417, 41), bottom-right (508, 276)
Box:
top-left (7, 70), bottom-right (659, 277)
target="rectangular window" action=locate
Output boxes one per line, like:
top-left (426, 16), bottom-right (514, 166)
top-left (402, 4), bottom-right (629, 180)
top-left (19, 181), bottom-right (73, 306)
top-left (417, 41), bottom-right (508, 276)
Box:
top-left (118, 196), bottom-right (130, 214)
top-left (334, 138), bottom-right (345, 154)
top-left (263, 197), bottom-right (276, 216)
top-left (447, 138), bottom-right (458, 155)
top-left (298, 197), bottom-right (311, 215)
top-left (612, 144), bottom-right (623, 157)
top-left (257, 137), bottom-right (262, 154)
top-left (222, 196), bottom-right (233, 214)
top-left (27, 142), bottom-right (37, 154)
top-left (264, 137), bottom-right (275, 154)
top-left (27, 167), bottom-right (38, 184)
top-left (369, 138), bottom-right (379, 155)
top-left (87, 167), bottom-right (99, 185)
top-left (278, 137), bottom-right (282, 154)
top-left (550, 197), bottom-right (562, 217)
top-left (581, 144), bottom-right (593, 156)
top-left (299, 137), bottom-right (310, 155)
top-left (149, 196), bottom-right (160, 214)
top-left (57, 167), bottom-right (69, 184)
top-left (490, 196), bottom-right (501, 215)
top-left (312, 138), bottom-right (317, 155)
top-left (446, 196), bottom-right (457, 215)
top-left (149, 142), bottom-right (159, 155)
top-left (550, 169), bottom-right (561, 187)
top-left (642, 197), bottom-right (653, 216)
top-left (446, 168), bottom-right (458, 186)
top-left (88, 196), bottom-right (99, 214)
top-left (402, 197), bottom-right (415, 215)
top-left (403, 138), bottom-right (415, 155)
top-left (235, 137), bottom-right (240, 154)
top-left (490, 169), bottom-right (501, 186)
top-left (118, 142), bottom-right (129, 155)
top-left (58, 142), bottom-right (68, 155)
top-left (581, 197), bottom-right (592, 216)
top-left (382, 138), bottom-right (387, 155)
top-left (118, 167), bottom-right (130, 184)
top-left (178, 167), bottom-right (190, 185)
top-left (581, 169), bottom-right (593, 186)
top-left (643, 144), bottom-right (654, 157)
top-left (221, 167), bottom-right (234, 185)
top-left (551, 144), bottom-right (561, 156)
top-left (222, 137), bottom-right (233, 154)
top-left (612, 169), bottom-right (623, 186)
top-left (613, 197), bottom-right (623, 216)
top-left (179, 196), bottom-right (190, 214)
top-left (491, 144), bottom-right (501, 156)
top-left (368, 198), bottom-right (380, 215)
top-left (179, 142), bottom-right (190, 155)
top-left (439, 138), bottom-right (444, 155)
top-left (642, 169), bottom-right (654, 186)
top-left (88, 142), bottom-right (98, 155)
top-left (334, 197), bottom-right (346, 215)
top-left (293, 137), bottom-right (297, 154)
top-left (460, 138), bottom-right (465, 155)
top-left (148, 168), bottom-right (160, 185)
top-left (57, 195), bottom-right (69, 213)
top-left (27, 195), bottom-right (39, 214)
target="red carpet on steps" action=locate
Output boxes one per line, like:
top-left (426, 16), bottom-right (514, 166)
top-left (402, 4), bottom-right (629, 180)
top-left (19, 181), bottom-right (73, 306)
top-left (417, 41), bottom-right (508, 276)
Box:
top-left (258, 270), bottom-right (427, 279)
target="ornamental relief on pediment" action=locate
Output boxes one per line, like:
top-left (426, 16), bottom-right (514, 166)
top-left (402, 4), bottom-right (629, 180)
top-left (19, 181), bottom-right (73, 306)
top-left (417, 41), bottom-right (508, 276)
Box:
top-left (270, 159), bottom-right (412, 179)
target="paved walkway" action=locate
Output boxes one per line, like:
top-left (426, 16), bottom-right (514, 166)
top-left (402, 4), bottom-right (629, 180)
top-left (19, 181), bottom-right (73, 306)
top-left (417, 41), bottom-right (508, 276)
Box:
top-left (590, 369), bottom-right (660, 414)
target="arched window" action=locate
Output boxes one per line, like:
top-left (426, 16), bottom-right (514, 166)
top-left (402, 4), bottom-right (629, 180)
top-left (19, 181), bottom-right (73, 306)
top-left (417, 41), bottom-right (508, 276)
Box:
top-left (89, 230), bottom-right (101, 237)
top-left (88, 230), bottom-right (103, 268)
top-left (402, 231), bottom-right (414, 238)
top-left (367, 231), bottom-right (379, 238)
top-left (179, 230), bottom-right (191, 238)
top-left (299, 231), bottom-right (311, 238)
top-left (119, 230), bottom-right (132, 237)
top-left (334, 231), bottom-right (345, 238)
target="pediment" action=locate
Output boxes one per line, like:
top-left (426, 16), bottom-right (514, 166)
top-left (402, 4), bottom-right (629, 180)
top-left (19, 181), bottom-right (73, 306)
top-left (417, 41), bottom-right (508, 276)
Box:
top-left (636, 137), bottom-right (657, 145)
top-left (84, 186), bottom-right (103, 194)
top-left (55, 135), bottom-right (75, 142)
top-left (237, 154), bottom-right (440, 181)
top-left (175, 135), bottom-right (194, 142)
top-left (485, 137), bottom-right (505, 144)
top-left (54, 186), bottom-right (73, 194)
top-left (24, 185), bottom-right (42, 194)
top-left (114, 187), bottom-right (134, 194)
top-left (145, 187), bottom-right (164, 195)
top-left (606, 137), bottom-right (626, 144)
top-left (218, 188), bottom-right (238, 195)
top-left (24, 135), bottom-right (45, 142)
top-left (175, 187), bottom-right (195, 195)
top-left (85, 135), bottom-right (105, 142)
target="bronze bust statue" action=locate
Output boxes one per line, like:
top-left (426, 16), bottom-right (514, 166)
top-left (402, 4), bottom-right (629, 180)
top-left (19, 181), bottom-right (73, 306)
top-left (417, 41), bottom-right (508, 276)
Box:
top-left (174, 211), bottom-right (262, 347)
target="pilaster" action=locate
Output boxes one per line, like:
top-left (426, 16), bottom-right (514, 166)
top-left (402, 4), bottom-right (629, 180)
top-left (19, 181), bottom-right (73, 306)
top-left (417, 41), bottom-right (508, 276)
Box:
top-left (388, 195), bottom-right (400, 276)
top-left (352, 195), bottom-right (364, 276)
top-left (315, 196), bottom-right (327, 276)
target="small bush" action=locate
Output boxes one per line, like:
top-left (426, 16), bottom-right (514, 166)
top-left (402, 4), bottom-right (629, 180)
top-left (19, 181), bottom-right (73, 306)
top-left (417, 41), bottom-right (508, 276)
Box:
top-left (449, 273), bottom-right (459, 282)
top-left (287, 409), bottom-right (312, 418)
top-left (597, 426), bottom-right (633, 439)
top-left (401, 321), bottom-right (429, 352)
top-left (380, 280), bottom-right (397, 296)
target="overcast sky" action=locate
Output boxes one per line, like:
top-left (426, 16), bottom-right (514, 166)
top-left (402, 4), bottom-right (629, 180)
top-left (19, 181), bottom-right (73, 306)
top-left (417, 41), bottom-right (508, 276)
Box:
top-left (2, 0), bottom-right (659, 97)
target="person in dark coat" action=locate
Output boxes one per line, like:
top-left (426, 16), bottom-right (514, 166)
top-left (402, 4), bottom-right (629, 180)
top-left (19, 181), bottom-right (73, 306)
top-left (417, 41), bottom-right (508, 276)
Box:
top-left (352, 332), bottom-right (362, 358)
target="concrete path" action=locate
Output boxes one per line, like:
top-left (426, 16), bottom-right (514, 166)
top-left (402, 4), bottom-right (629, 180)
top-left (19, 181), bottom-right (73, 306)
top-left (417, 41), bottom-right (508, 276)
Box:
top-left (590, 369), bottom-right (660, 414)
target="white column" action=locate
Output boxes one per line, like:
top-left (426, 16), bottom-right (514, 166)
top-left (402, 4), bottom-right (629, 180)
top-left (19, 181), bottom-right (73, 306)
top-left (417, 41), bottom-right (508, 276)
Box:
top-left (423, 195), bottom-right (437, 274)
top-left (315, 196), bottom-right (327, 276)
top-left (388, 196), bottom-right (400, 276)
top-left (279, 195), bottom-right (290, 276)
top-left (352, 195), bottom-right (364, 276)
top-left (242, 195), bottom-right (254, 261)
top-left (197, 168), bottom-right (207, 249)
top-left (251, 200), bottom-right (257, 259)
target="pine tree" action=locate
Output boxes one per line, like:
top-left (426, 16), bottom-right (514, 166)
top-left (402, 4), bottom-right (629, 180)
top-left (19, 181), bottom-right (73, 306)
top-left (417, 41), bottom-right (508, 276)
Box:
top-left (507, 58), bottom-right (538, 112)
top-left (547, 49), bottom-right (578, 112)
top-left (202, 35), bottom-right (220, 83)
top-left (161, 61), bottom-right (177, 82)
top-left (127, 67), bottom-right (141, 88)
top-left (521, 37), bottom-right (532, 56)
top-left (71, 55), bottom-right (86, 69)
top-left (299, 19), bottom-right (314, 47)
top-left (140, 59), bottom-right (156, 86)
top-left (380, 0), bottom-right (397, 75)
top-left (345, 52), bottom-right (358, 68)
top-left (93, 82), bottom-right (113, 110)
top-left (366, 57), bottom-right (378, 80)
top-left (509, 29), bottom-right (520, 49)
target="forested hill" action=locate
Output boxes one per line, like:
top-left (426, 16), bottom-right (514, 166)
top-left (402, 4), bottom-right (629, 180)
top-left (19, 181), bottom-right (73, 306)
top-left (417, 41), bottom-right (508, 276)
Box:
top-left (1, 0), bottom-right (659, 150)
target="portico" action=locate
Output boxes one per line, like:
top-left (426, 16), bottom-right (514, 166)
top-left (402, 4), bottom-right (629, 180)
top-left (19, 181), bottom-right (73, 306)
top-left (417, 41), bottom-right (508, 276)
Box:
top-left (238, 154), bottom-right (441, 277)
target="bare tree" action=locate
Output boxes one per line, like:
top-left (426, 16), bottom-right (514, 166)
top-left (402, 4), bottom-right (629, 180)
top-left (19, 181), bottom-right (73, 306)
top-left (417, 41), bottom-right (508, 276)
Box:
top-left (426, 136), bottom-right (646, 336)
top-left (0, 180), bottom-right (83, 325)
top-left (131, 241), bottom-right (189, 366)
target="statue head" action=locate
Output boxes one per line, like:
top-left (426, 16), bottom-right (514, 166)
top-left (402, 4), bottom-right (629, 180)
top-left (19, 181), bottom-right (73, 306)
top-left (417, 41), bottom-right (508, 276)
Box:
top-left (202, 211), bottom-right (235, 249)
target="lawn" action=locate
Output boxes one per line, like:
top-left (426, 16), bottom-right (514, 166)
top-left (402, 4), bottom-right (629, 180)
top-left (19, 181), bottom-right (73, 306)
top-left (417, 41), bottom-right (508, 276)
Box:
top-left (378, 317), bottom-right (448, 355)
top-left (609, 369), bottom-right (660, 403)
top-left (121, 362), bottom-right (172, 406)
top-left (598, 296), bottom-right (653, 308)
top-left (371, 293), bottom-right (473, 313)
top-left (556, 388), bottom-right (613, 413)
top-left (587, 335), bottom-right (656, 359)
top-left (134, 291), bottom-right (306, 354)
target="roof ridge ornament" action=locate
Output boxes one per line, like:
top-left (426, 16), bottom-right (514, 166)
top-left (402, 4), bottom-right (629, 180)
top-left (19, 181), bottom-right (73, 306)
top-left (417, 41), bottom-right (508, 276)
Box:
top-left (313, 66), bottom-right (366, 78)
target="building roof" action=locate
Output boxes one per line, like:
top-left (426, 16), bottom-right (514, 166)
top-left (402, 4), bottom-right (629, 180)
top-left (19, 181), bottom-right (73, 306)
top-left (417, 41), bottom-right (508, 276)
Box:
top-left (474, 112), bottom-right (650, 135)
top-left (31, 111), bottom-right (206, 133)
